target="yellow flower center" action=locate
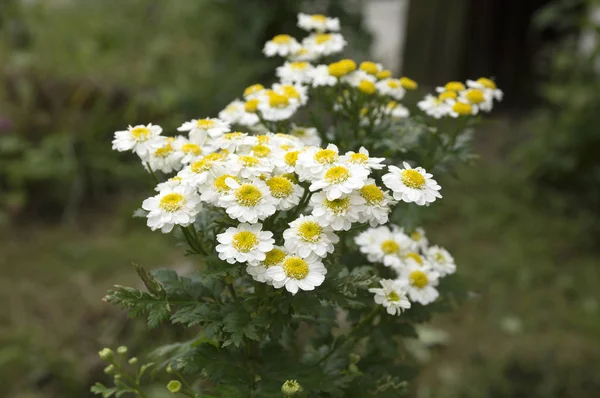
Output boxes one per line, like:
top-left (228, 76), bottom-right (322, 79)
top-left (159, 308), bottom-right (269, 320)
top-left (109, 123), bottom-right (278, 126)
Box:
top-left (159, 193), bottom-right (186, 212)
top-left (232, 231), bottom-right (258, 253)
top-left (281, 85), bottom-right (301, 100)
top-left (340, 59), bottom-right (357, 72)
top-left (205, 152), bottom-right (226, 161)
top-left (435, 252), bottom-right (446, 263)
top-left (268, 92), bottom-right (290, 108)
top-left (405, 252), bottom-right (424, 265)
top-left (360, 61), bottom-right (379, 75)
top-left (214, 174), bottom-right (238, 193)
top-left (386, 291), bottom-right (400, 302)
top-left (191, 158), bottom-right (213, 173)
top-left (244, 99), bottom-right (259, 113)
top-left (445, 81), bottom-right (466, 91)
top-left (324, 165), bottom-right (350, 183)
top-left (240, 155), bottom-right (260, 167)
top-left (266, 176), bottom-right (294, 198)
top-left (282, 173), bottom-right (298, 184)
top-left (360, 184), bottom-right (384, 205)
top-left (452, 102), bottom-right (473, 115)
top-left (131, 126), bottom-right (150, 140)
top-left (290, 61), bottom-right (308, 70)
top-left (284, 151), bottom-right (300, 166)
top-left (315, 33), bottom-right (332, 44)
top-left (235, 184), bottom-right (262, 207)
top-left (324, 197), bottom-right (350, 214)
top-left (181, 143), bottom-right (201, 155)
top-left (376, 70), bottom-right (392, 79)
top-left (401, 169), bottom-right (426, 189)
top-left (328, 59), bottom-right (356, 78)
top-left (400, 77), bottom-right (418, 90)
top-left (244, 84), bottom-right (264, 97)
top-left (283, 257), bottom-right (309, 280)
top-left (349, 153), bottom-right (369, 164)
top-left (298, 221), bottom-right (322, 242)
top-left (272, 34), bottom-right (292, 44)
top-left (252, 145), bottom-right (271, 158)
top-left (358, 80), bottom-right (376, 95)
top-left (381, 240), bottom-right (400, 255)
top-left (224, 132), bottom-right (244, 140)
top-left (257, 135), bottom-right (270, 144)
top-left (154, 142), bottom-right (173, 158)
top-left (360, 107), bottom-right (368, 117)
top-left (410, 231), bottom-right (422, 241)
top-left (263, 248), bottom-right (286, 267)
top-left (438, 91), bottom-right (458, 101)
top-left (477, 77), bottom-right (497, 89)
top-left (466, 89), bottom-right (485, 104)
top-left (387, 101), bottom-right (398, 109)
top-left (314, 148), bottom-right (338, 164)
top-left (196, 119), bottom-right (215, 129)
top-left (409, 270), bottom-right (429, 288)
top-left (310, 14), bottom-right (327, 22)
top-left (387, 80), bottom-right (401, 89)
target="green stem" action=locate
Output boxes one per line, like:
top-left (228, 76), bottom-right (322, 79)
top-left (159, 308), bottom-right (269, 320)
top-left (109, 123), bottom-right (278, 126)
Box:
top-left (145, 162), bottom-right (159, 185)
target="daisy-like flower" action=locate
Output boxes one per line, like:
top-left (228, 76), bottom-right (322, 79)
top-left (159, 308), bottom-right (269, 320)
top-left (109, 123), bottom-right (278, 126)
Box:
top-left (266, 175), bottom-right (304, 211)
top-left (290, 125), bottom-right (321, 147)
top-left (382, 162), bottom-right (442, 206)
top-left (266, 255), bottom-right (327, 295)
top-left (155, 176), bottom-right (184, 192)
top-left (218, 99), bottom-right (260, 127)
top-left (399, 263), bottom-right (440, 305)
top-left (228, 154), bottom-right (273, 179)
top-left (297, 13), bottom-right (340, 32)
top-left (417, 95), bottom-right (451, 119)
top-left (359, 226), bottom-right (415, 268)
top-left (276, 61), bottom-right (314, 84)
top-left (402, 251), bottom-right (430, 268)
top-left (341, 147), bottom-right (385, 171)
top-left (327, 59), bottom-right (357, 79)
top-left (467, 77), bottom-right (503, 101)
top-left (273, 148), bottom-right (301, 174)
top-left (112, 123), bottom-right (163, 157)
top-left (288, 46), bottom-right (320, 62)
top-left (447, 99), bottom-right (478, 118)
top-left (357, 180), bottom-right (395, 227)
top-left (173, 138), bottom-right (203, 165)
top-left (310, 191), bottom-right (366, 231)
top-left (243, 84), bottom-right (266, 99)
top-left (200, 173), bottom-right (241, 205)
top-left (309, 163), bottom-right (369, 200)
top-left (295, 144), bottom-right (340, 181)
top-left (263, 34), bottom-right (301, 57)
top-left (214, 132), bottom-right (257, 153)
top-left (273, 83), bottom-right (309, 106)
top-left (283, 215), bottom-right (339, 258)
top-left (384, 101), bottom-right (410, 120)
top-left (302, 33), bottom-right (346, 57)
top-left (219, 178), bottom-right (276, 223)
top-left (369, 279), bottom-right (411, 315)
top-left (307, 64), bottom-right (337, 87)
top-left (459, 88), bottom-right (494, 113)
top-left (425, 245), bottom-right (456, 276)
top-left (246, 246), bottom-right (288, 284)
top-left (359, 61), bottom-right (383, 76)
top-left (375, 78), bottom-right (406, 100)
top-left (145, 137), bottom-right (184, 174)
top-left (409, 227), bottom-right (429, 252)
top-left (257, 90), bottom-right (300, 122)
top-left (216, 223), bottom-right (274, 264)
top-left (436, 81), bottom-right (466, 93)
top-left (177, 118), bottom-right (231, 145)
top-left (342, 70), bottom-right (376, 87)
top-left (141, 185), bottom-right (201, 233)
top-left (177, 152), bottom-right (226, 188)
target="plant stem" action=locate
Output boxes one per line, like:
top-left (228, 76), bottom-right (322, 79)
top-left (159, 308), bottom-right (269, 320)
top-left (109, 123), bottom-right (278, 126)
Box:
top-left (145, 162), bottom-right (159, 185)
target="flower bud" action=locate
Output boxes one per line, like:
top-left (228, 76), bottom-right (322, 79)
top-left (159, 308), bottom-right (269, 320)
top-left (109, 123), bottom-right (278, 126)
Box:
top-left (117, 346), bottom-right (128, 355)
top-left (128, 357), bottom-right (138, 365)
top-left (349, 353), bottom-right (360, 364)
top-left (166, 364), bottom-right (175, 374)
top-left (114, 374), bottom-right (122, 380)
top-left (104, 365), bottom-right (116, 375)
top-left (167, 380), bottom-right (182, 393)
top-left (98, 348), bottom-right (114, 361)
top-left (281, 380), bottom-right (303, 396)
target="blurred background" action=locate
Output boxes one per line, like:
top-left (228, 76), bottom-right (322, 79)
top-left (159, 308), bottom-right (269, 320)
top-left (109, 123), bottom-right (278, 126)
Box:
top-left (1, 0), bottom-right (599, 397)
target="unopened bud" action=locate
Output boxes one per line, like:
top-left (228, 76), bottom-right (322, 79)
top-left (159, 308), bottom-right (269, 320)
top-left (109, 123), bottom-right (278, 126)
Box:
top-left (104, 365), bottom-right (116, 375)
top-left (117, 346), bottom-right (128, 355)
top-left (98, 348), bottom-right (114, 361)
top-left (114, 374), bottom-right (122, 380)
top-left (167, 380), bottom-right (182, 393)
top-left (128, 357), bottom-right (138, 365)
top-left (281, 379), bottom-right (303, 396)
top-left (166, 364), bottom-right (175, 374)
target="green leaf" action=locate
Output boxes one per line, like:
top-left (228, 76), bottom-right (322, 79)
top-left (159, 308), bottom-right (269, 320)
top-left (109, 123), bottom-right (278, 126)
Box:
top-left (90, 382), bottom-right (116, 397)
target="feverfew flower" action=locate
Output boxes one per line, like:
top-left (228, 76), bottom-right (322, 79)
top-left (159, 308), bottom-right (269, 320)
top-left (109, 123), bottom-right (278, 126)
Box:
top-left (358, 226), bottom-right (415, 268)
top-left (218, 100), bottom-right (260, 127)
top-left (215, 132), bottom-right (257, 153)
top-left (145, 137), bottom-right (183, 174)
top-left (459, 87), bottom-right (494, 113)
top-left (409, 227), bottom-right (429, 252)
top-left (142, 185), bottom-right (201, 233)
top-left (266, 176), bottom-right (304, 211)
top-left (295, 144), bottom-right (340, 181)
top-left (357, 181), bottom-right (395, 227)
top-left (284, 215), bottom-right (339, 258)
top-left (177, 153), bottom-right (226, 188)
top-left (247, 246), bottom-right (287, 284)
top-left (418, 95), bottom-right (450, 119)
top-left (263, 34), bottom-right (301, 57)
top-left (174, 138), bottom-right (203, 165)
top-left (177, 118), bottom-right (231, 145)
top-left (375, 78), bottom-right (406, 100)
top-left (447, 99), bottom-right (477, 118)
top-left (276, 61), bottom-right (314, 84)
top-left (112, 123), bottom-right (162, 157)
top-left (369, 279), bottom-right (411, 315)
top-left (257, 90), bottom-right (299, 122)
top-left (399, 263), bottom-right (440, 305)
top-left (307, 64), bottom-right (337, 87)
top-left (290, 125), bottom-right (322, 147)
top-left (302, 33), bottom-right (346, 57)
top-left (266, 255), bottom-right (327, 295)
top-left (385, 101), bottom-right (410, 120)
top-left (467, 77), bottom-right (503, 101)
top-left (310, 191), bottom-right (366, 231)
top-left (219, 178), bottom-right (276, 223)
top-left (155, 176), bottom-right (184, 192)
top-left (309, 163), bottom-right (369, 200)
top-left (425, 245), bottom-right (456, 276)
top-left (200, 173), bottom-right (240, 205)
top-left (216, 223), bottom-right (275, 264)
top-left (382, 162), bottom-right (442, 206)
top-left (297, 13), bottom-right (340, 32)
top-left (341, 147), bottom-right (385, 171)
top-left (228, 154), bottom-right (273, 179)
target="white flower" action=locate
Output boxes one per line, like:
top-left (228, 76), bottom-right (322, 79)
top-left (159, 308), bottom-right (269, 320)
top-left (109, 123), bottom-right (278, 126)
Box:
top-left (369, 279), bottom-right (411, 315)
top-left (290, 125), bottom-right (321, 147)
top-left (409, 227), bottom-right (429, 252)
top-left (200, 173), bottom-right (240, 205)
top-left (276, 61), bottom-right (314, 84)
top-left (447, 98), bottom-right (478, 118)
top-left (307, 64), bottom-right (337, 87)
top-left (295, 144), bottom-right (340, 182)
top-left (297, 13), bottom-right (340, 32)
top-left (177, 118), bottom-right (230, 145)
top-left (219, 178), bottom-right (276, 223)
top-left (382, 162), bottom-right (442, 206)
top-left (398, 263), bottom-right (440, 305)
top-left (459, 87), bottom-right (494, 113)
top-left (246, 246), bottom-right (288, 284)
top-left (302, 33), bottom-right (346, 56)
top-left (272, 83), bottom-right (309, 106)
top-left (283, 215), bottom-right (339, 258)
top-left (310, 191), bottom-right (366, 231)
top-left (273, 148), bottom-right (301, 174)
top-left (384, 101), bottom-right (410, 120)
top-left (309, 163), bottom-right (369, 201)
top-left (467, 77), bottom-right (503, 101)
top-left (265, 176), bottom-right (304, 211)
top-left (173, 137), bottom-right (204, 165)
top-left (425, 245), bottom-right (456, 276)
top-left (155, 176), bottom-right (185, 192)
top-left (341, 147), bottom-right (385, 171)
top-left (214, 132), bottom-right (257, 153)
top-left (216, 223), bottom-right (274, 264)
top-left (417, 95), bottom-right (451, 119)
top-left (228, 154), bottom-right (273, 179)
top-left (218, 100), bottom-right (260, 127)
top-left (266, 255), bottom-right (327, 295)
top-left (263, 34), bottom-right (301, 57)
top-left (357, 181), bottom-right (395, 227)
top-left (359, 226), bottom-right (415, 268)
top-left (112, 123), bottom-right (163, 157)
top-left (376, 78), bottom-right (406, 100)
top-left (288, 46), bottom-right (321, 62)
top-left (141, 185), bottom-right (201, 233)
top-left (177, 153), bottom-right (226, 188)
top-left (144, 137), bottom-right (184, 174)
top-left (342, 70), bottom-right (376, 87)
top-left (256, 90), bottom-right (299, 122)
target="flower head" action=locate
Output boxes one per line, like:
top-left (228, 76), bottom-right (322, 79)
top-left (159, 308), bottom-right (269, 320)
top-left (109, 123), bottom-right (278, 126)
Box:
top-left (369, 279), bottom-right (411, 315)
top-left (382, 162), bottom-right (442, 206)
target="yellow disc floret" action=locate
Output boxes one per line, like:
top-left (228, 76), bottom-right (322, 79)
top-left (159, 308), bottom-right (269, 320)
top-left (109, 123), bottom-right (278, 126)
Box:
top-left (263, 248), bottom-right (286, 267)
top-left (465, 89), bottom-right (485, 104)
top-left (405, 252), bottom-right (424, 265)
top-left (283, 257), bottom-right (309, 280)
top-left (181, 143), bottom-right (201, 155)
top-left (266, 176), bottom-right (294, 198)
top-left (268, 92), bottom-right (290, 108)
top-left (244, 84), bottom-right (264, 97)
top-left (310, 14), bottom-right (327, 22)
top-left (252, 145), bottom-right (271, 158)
top-left (244, 99), bottom-right (259, 113)
top-left (272, 34), bottom-right (292, 44)
top-left (131, 126), bottom-right (150, 140)
top-left (360, 184), bottom-right (384, 205)
top-left (360, 61), bottom-right (379, 75)
top-left (386, 291), bottom-right (401, 302)
top-left (409, 270), bottom-right (429, 288)
top-left (196, 119), bottom-right (215, 129)
top-left (349, 153), bottom-right (369, 164)
top-left (315, 33), bottom-right (332, 44)
top-left (314, 148), bottom-right (338, 164)
top-left (410, 231), bottom-right (422, 241)
top-left (191, 158), bottom-right (214, 173)
top-left (444, 81), bottom-right (466, 91)
top-left (298, 221), bottom-right (322, 242)
top-left (284, 151), bottom-right (300, 166)
top-left (324, 165), bottom-right (350, 183)
top-left (401, 169), bottom-right (426, 189)
top-left (452, 102), bottom-right (473, 116)
top-left (386, 80), bottom-right (401, 89)
top-left (400, 77), bottom-right (418, 90)
top-left (232, 231), bottom-right (258, 253)
top-left (214, 174), bottom-right (238, 193)
top-left (159, 193), bottom-right (186, 212)
top-left (240, 155), bottom-right (260, 167)
top-left (376, 70), bottom-right (392, 79)
top-left (235, 184), bottom-right (262, 206)
top-left (290, 61), bottom-right (308, 70)
top-left (381, 240), bottom-right (400, 255)
top-left (154, 141), bottom-right (173, 158)
top-left (324, 197), bottom-right (350, 215)
top-left (438, 90), bottom-right (458, 101)
top-left (477, 77), bottom-right (497, 89)
top-left (358, 80), bottom-right (376, 95)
